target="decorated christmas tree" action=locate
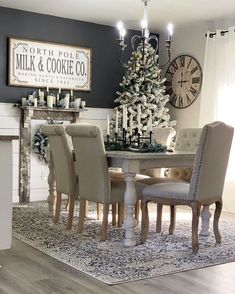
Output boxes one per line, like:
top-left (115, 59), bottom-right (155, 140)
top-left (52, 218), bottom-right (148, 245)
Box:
top-left (112, 42), bottom-right (176, 138)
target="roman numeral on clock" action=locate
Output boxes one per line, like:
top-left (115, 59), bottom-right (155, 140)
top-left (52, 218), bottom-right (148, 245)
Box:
top-left (192, 77), bottom-right (200, 84)
top-left (191, 66), bottom-right (198, 75)
top-left (179, 56), bottom-right (185, 67)
top-left (171, 61), bottom-right (179, 71)
top-left (170, 93), bottom-right (177, 106)
top-left (190, 87), bottom-right (197, 97)
top-left (186, 94), bottom-right (191, 104)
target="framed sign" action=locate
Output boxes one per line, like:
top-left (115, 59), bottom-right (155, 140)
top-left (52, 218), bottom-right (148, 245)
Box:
top-left (8, 37), bottom-right (92, 91)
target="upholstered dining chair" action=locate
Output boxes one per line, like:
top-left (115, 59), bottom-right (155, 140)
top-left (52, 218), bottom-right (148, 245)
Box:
top-left (42, 125), bottom-right (78, 230)
top-left (66, 123), bottom-right (146, 241)
top-left (141, 121), bottom-right (234, 253)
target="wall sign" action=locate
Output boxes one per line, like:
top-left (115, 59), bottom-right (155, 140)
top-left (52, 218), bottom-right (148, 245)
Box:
top-left (8, 37), bottom-right (92, 91)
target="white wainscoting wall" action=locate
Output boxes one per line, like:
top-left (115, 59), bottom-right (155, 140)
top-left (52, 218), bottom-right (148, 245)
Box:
top-left (0, 102), bottom-right (113, 203)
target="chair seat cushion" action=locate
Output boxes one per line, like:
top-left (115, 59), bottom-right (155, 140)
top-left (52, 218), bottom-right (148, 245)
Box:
top-left (143, 182), bottom-right (192, 201)
top-left (109, 169), bottom-right (150, 181)
top-left (110, 178), bottom-right (147, 203)
top-left (138, 176), bottom-right (187, 185)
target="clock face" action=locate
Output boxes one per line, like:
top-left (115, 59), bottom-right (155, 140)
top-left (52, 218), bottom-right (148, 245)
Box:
top-left (165, 55), bottom-right (202, 108)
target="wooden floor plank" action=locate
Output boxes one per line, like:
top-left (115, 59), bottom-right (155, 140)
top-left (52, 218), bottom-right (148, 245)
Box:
top-left (0, 238), bottom-right (235, 293)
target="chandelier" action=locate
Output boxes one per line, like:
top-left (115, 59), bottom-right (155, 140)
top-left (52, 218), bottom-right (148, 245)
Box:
top-left (116, 0), bottom-right (173, 68)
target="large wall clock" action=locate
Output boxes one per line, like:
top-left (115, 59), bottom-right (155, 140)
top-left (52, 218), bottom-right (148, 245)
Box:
top-left (165, 55), bottom-right (202, 108)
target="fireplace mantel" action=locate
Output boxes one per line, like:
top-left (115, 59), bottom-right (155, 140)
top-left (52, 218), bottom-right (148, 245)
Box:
top-left (19, 106), bottom-right (83, 203)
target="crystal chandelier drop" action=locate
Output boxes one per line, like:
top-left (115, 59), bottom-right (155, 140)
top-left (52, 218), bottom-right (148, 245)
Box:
top-left (116, 0), bottom-right (173, 68)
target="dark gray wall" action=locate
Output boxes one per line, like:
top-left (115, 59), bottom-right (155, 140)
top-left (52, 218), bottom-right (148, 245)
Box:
top-left (0, 7), bottom-right (137, 108)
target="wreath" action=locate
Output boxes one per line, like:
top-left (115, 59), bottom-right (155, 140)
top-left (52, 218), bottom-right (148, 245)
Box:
top-left (32, 120), bottom-right (63, 161)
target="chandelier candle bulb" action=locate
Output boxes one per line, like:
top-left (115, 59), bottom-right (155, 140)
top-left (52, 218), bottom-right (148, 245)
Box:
top-left (107, 115), bottom-right (110, 136)
top-left (115, 110), bottom-right (119, 133)
top-left (167, 23), bottom-right (174, 41)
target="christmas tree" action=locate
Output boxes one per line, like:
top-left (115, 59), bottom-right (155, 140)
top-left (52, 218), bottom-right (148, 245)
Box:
top-left (113, 42), bottom-right (176, 137)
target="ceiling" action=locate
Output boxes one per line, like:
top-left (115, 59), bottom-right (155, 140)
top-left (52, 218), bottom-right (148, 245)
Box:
top-left (0, 0), bottom-right (235, 32)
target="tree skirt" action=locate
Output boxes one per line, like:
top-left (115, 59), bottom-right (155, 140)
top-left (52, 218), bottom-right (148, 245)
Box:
top-left (12, 202), bottom-right (235, 285)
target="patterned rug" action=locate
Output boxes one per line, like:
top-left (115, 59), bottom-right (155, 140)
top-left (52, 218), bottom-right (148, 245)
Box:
top-left (12, 201), bottom-right (235, 285)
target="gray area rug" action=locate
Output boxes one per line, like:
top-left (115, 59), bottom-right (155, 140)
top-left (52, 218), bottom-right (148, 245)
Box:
top-left (12, 202), bottom-right (235, 285)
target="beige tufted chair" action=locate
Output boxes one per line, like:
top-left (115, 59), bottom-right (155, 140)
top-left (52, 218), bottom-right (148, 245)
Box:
top-left (141, 121), bottom-right (234, 253)
top-left (168, 128), bottom-right (202, 181)
top-left (42, 125), bottom-right (78, 230)
top-left (66, 123), bottom-right (146, 241)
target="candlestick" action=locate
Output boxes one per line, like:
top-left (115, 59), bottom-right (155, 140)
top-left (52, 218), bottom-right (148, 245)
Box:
top-left (115, 110), bottom-right (119, 133)
top-left (107, 115), bottom-right (110, 136)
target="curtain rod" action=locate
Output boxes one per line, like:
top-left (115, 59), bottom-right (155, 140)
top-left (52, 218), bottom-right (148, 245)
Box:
top-left (205, 30), bottom-right (228, 38)
top-left (205, 30), bottom-right (229, 38)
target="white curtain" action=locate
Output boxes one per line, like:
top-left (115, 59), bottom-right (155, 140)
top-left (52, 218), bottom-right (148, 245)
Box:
top-left (199, 26), bottom-right (235, 213)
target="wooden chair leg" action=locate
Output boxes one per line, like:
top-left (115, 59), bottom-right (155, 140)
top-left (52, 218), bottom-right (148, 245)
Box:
top-left (65, 196), bottom-right (69, 211)
top-left (169, 205), bottom-right (176, 235)
top-left (112, 203), bottom-right (117, 226)
top-left (141, 200), bottom-right (149, 244)
top-left (101, 204), bottom-right (109, 241)
top-left (97, 203), bottom-right (102, 220)
top-left (156, 203), bottom-right (163, 233)
top-left (118, 202), bottom-right (124, 227)
top-left (66, 195), bottom-right (75, 230)
top-left (54, 191), bottom-right (62, 224)
top-left (135, 200), bottom-right (140, 224)
top-left (78, 199), bottom-right (86, 233)
top-left (84, 200), bottom-right (88, 218)
top-left (191, 203), bottom-right (201, 253)
top-left (213, 201), bottom-right (223, 244)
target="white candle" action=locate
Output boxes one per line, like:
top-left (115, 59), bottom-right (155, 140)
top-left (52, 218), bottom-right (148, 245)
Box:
top-left (115, 110), bottom-right (119, 133)
top-left (40, 92), bottom-right (44, 102)
top-left (58, 88), bottom-right (61, 94)
top-left (122, 105), bottom-right (126, 129)
top-left (123, 106), bottom-right (127, 130)
top-left (71, 89), bottom-right (73, 97)
top-left (46, 86), bottom-right (49, 93)
top-left (129, 114), bottom-right (133, 134)
top-left (107, 115), bottom-right (110, 136)
top-left (137, 104), bottom-right (141, 133)
top-left (33, 98), bottom-right (38, 107)
top-left (21, 97), bottom-right (27, 106)
top-left (47, 95), bottom-right (53, 108)
top-left (64, 94), bottom-right (70, 109)
top-left (149, 110), bottom-right (152, 132)
top-left (53, 96), bottom-right (56, 106)
top-left (38, 89), bottom-right (41, 97)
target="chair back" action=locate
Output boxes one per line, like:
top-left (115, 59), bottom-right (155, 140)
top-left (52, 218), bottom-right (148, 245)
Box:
top-left (152, 127), bottom-right (175, 147)
top-left (42, 125), bottom-right (77, 196)
top-left (189, 121), bottom-right (234, 203)
top-left (66, 124), bottom-right (110, 204)
top-left (168, 128), bottom-right (202, 181)
top-left (174, 128), bottom-right (202, 152)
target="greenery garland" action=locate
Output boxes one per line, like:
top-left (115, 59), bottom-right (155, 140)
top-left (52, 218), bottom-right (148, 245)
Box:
top-left (32, 120), bottom-right (63, 161)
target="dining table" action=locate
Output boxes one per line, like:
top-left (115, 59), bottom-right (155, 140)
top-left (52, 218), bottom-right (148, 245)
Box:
top-left (47, 149), bottom-right (212, 246)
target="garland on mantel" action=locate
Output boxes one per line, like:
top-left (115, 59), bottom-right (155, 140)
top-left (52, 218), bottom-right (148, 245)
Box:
top-left (32, 120), bottom-right (63, 161)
